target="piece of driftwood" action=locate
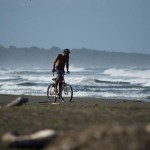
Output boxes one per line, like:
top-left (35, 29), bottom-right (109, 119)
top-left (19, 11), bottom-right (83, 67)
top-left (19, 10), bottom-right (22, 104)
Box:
top-left (5, 97), bottom-right (29, 107)
top-left (2, 129), bottom-right (57, 148)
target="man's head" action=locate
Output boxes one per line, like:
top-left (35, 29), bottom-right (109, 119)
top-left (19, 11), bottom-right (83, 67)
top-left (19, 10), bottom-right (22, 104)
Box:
top-left (63, 48), bottom-right (71, 55)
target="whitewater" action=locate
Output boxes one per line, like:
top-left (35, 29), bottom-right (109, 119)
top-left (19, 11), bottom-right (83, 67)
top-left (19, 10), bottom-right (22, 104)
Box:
top-left (0, 66), bottom-right (150, 102)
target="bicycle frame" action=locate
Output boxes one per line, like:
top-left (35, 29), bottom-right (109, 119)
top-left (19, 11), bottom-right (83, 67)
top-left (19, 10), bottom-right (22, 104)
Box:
top-left (52, 73), bottom-right (67, 99)
top-left (52, 72), bottom-right (65, 90)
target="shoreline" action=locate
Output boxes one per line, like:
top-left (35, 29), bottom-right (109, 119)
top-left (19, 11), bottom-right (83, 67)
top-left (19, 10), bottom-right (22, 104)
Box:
top-left (0, 94), bottom-right (148, 106)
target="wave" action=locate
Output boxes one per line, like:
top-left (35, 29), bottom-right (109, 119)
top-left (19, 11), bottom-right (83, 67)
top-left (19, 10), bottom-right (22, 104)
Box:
top-left (103, 68), bottom-right (150, 79)
top-left (93, 79), bottom-right (130, 84)
top-left (17, 82), bottom-right (38, 86)
top-left (0, 77), bottom-right (23, 82)
top-left (1, 67), bottom-right (150, 100)
top-left (0, 66), bottom-right (85, 75)
top-left (69, 77), bottom-right (131, 86)
top-left (0, 68), bottom-right (50, 75)
top-left (69, 65), bottom-right (85, 72)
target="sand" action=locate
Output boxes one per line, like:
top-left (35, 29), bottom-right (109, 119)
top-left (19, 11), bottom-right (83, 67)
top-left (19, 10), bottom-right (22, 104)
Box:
top-left (0, 94), bottom-right (146, 106)
top-left (1, 94), bottom-right (150, 150)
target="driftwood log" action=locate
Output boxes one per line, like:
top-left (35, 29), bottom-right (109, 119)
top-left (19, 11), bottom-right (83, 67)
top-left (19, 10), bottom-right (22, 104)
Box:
top-left (5, 97), bottom-right (29, 107)
top-left (2, 129), bottom-right (57, 148)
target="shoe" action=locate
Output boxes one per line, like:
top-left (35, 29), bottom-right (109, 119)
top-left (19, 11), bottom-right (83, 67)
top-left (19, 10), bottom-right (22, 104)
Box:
top-left (61, 98), bottom-right (64, 102)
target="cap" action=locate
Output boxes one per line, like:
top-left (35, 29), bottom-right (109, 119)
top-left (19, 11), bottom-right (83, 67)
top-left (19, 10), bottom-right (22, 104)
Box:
top-left (63, 48), bottom-right (71, 53)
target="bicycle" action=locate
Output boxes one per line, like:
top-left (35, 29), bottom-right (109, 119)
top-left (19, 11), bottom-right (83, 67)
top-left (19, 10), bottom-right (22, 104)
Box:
top-left (47, 73), bottom-right (73, 103)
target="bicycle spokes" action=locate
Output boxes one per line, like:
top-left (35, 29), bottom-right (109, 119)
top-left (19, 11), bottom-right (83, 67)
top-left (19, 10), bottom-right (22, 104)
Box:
top-left (61, 84), bottom-right (73, 102)
top-left (64, 87), bottom-right (68, 95)
top-left (47, 84), bottom-right (57, 102)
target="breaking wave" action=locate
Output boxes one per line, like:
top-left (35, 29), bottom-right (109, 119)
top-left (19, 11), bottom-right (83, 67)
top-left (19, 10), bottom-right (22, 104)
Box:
top-left (0, 67), bottom-right (150, 101)
top-left (103, 68), bottom-right (150, 79)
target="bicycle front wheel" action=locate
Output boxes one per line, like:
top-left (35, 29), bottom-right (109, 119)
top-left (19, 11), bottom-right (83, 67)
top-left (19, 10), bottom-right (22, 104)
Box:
top-left (47, 83), bottom-right (57, 102)
top-left (61, 84), bottom-right (73, 102)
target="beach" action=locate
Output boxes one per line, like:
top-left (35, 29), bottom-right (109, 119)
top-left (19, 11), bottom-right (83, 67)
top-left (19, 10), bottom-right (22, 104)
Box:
top-left (0, 94), bottom-right (146, 106)
top-left (1, 94), bottom-right (150, 150)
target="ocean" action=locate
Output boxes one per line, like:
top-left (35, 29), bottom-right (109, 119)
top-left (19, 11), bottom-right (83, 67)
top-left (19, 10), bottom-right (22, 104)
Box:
top-left (0, 66), bottom-right (150, 102)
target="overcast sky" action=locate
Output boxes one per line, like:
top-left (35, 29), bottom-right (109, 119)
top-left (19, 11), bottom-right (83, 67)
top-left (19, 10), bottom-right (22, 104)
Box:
top-left (0, 0), bottom-right (150, 54)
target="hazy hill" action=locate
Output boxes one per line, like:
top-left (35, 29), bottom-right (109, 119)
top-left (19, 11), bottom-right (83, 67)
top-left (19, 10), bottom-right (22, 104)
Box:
top-left (0, 45), bottom-right (150, 68)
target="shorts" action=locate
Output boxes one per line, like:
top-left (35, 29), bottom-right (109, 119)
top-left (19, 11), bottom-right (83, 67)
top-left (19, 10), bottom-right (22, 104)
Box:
top-left (55, 66), bottom-right (65, 77)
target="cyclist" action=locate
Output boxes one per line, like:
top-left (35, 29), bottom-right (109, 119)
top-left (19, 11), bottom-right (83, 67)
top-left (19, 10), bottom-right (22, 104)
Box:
top-left (52, 48), bottom-right (71, 93)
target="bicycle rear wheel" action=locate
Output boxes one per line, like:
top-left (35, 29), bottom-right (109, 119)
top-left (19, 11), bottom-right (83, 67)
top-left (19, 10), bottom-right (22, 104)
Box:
top-left (47, 84), bottom-right (57, 102)
top-left (61, 84), bottom-right (73, 102)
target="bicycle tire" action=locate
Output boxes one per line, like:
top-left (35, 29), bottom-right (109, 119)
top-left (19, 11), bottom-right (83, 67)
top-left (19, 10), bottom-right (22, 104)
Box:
top-left (47, 83), bottom-right (57, 102)
top-left (61, 84), bottom-right (73, 102)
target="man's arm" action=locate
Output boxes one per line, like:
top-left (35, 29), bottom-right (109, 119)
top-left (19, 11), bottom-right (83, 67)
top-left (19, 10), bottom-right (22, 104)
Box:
top-left (66, 57), bottom-right (70, 73)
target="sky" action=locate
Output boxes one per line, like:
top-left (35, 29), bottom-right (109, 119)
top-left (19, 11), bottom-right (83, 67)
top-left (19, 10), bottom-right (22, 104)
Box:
top-left (0, 0), bottom-right (150, 54)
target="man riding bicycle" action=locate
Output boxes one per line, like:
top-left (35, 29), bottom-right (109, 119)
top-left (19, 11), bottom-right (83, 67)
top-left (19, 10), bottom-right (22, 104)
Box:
top-left (52, 48), bottom-right (71, 93)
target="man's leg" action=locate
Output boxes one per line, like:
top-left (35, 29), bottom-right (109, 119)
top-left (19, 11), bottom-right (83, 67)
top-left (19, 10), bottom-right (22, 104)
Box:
top-left (54, 70), bottom-right (64, 93)
top-left (54, 76), bottom-right (60, 93)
